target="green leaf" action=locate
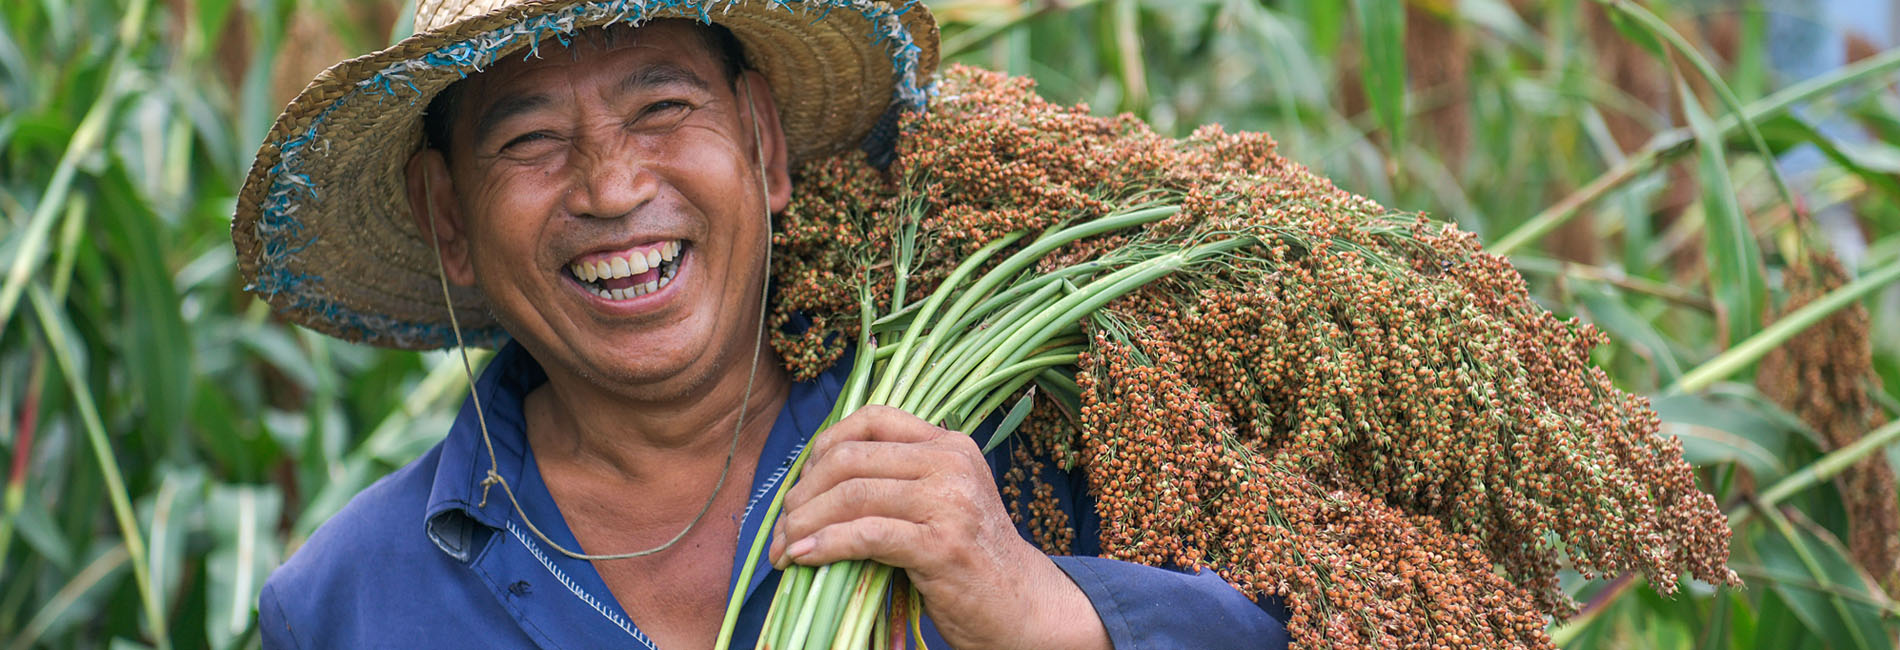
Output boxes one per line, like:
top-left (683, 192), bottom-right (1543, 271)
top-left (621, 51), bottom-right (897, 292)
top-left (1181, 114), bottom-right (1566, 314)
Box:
top-left (1288, 0), bottom-right (1345, 56)
top-left (1349, 0), bottom-right (1404, 145)
top-left (1677, 76), bottom-right (1765, 347)
top-left (204, 483), bottom-right (282, 650)
top-left (1456, 0), bottom-right (1536, 51)
top-left (239, 325), bottom-right (317, 392)
top-left (1748, 509), bottom-right (1894, 650)
top-left (982, 388), bottom-right (1037, 454)
top-left (1601, 3), bottom-right (1666, 60)
top-left (98, 163), bottom-right (195, 440)
top-left (1752, 587), bottom-right (1825, 650)
top-left (139, 465), bottom-right (207, 620)
top-left (1651, 392), bottom-right (1795, 482)
top-left (13, 484), bottom-right (75, 569)
top-left (1758, 113), bottom-right (1900, 204)
top-left (11, 543), bottom-right (131, 647)
top-left (1576, 285), bottom-right (1683, 384)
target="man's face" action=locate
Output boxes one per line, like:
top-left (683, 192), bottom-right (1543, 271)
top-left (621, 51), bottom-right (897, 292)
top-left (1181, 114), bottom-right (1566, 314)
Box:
top-left (412, 21), bottom-right (791, 396)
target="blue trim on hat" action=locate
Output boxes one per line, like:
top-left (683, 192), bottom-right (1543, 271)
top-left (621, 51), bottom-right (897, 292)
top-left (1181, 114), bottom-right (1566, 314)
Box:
top-left (249, 0), bottom-right (931, 349)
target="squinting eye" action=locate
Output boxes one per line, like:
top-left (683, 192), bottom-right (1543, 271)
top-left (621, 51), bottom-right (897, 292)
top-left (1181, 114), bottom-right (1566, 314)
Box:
top-left (643, 100), bottom-right (689, 118)
top-left (500, 131), bottom-right (554, 151)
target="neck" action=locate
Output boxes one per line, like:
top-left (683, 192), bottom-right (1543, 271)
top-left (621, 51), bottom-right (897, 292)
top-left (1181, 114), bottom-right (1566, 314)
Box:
top-left (524, 338), bottom-right (793, 484)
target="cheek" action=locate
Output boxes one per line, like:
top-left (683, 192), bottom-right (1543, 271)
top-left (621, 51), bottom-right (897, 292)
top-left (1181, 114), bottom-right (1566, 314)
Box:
top-left (461, 178), bottom-right (559, 275)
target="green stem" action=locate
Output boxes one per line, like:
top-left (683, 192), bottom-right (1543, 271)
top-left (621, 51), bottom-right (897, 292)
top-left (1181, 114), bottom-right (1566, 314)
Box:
top-left (1757, 507), bottom-right (1877, 650)
top-left (804, 560), bottom-right (866, 650)
top-left (888, 206), bottom-right (1177, 415)
top-left (1489, 47), bottom-right (1900, 255)
top-left (953, 364), bottom-right (1049, 435)
top-left (1671, 258), bottom-right (1900, 393)
top-left (1725, 418), bottom-right (1900, 528)
top-left (927, 351), bottom-right (1081, 424)
top-left (834, 565), bottom-right (896, 650)
top-left (6, 543), bottom-right (131, 650)
top-left (939, 0), bottom-right (1108, 58)
top-left (902, 280), bottom-right (1074, 417)
top-left (30, 285), bottom-right (167, 647)
top-left (769, 565), bottom-right (816, 648)
top-left (869, 234), bottom-right (1025, 407)
top-left (1509, 256), bottom-right (1715, 312)
top-left (975, 237), bottom-right (1251, 384)
top-left (945, 262), bottom-right (1105, 335)
top-left (1566, 409), bottom-right (1900, 642)
top-left (718, 297), bottom-right (882, 650)
top-left (755, 570), bottom-right (791, 649)
top-left (783, 564), bottom-right (836, 650)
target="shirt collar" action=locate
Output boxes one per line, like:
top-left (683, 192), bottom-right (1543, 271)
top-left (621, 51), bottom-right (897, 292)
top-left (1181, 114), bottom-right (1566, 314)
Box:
top-left (419, 338), bottom-right (852, 564)
top-left (424, 340), bottom-right (543, 559)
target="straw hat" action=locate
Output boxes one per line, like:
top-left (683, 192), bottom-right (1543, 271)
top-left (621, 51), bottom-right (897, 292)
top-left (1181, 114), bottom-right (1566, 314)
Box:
top-left (232, 0), bottom-right (940, 349)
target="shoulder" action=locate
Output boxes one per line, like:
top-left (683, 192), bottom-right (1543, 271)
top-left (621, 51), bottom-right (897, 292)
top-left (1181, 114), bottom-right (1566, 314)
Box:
top-left (270, 444), bottom-right (446, 587)
top-left (259, 443), bottom-right (496, 648)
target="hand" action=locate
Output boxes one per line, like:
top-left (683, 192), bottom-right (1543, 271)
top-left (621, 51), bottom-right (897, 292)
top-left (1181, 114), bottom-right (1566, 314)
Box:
top-left (767, 405), bottom-right (1110, 650)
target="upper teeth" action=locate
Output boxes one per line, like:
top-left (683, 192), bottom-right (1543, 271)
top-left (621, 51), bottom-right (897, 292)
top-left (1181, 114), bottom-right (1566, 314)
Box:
top-left (570, 241), bottom-right (681, 282)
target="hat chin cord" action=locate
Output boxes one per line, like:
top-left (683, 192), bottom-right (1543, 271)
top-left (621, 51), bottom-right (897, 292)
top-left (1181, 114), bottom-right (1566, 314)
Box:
top-left (423, 80), bottom-right (777, 562)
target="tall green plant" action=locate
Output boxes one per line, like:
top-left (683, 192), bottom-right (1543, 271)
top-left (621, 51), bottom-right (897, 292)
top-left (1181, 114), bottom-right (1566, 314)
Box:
top-left (5, 0), bottom-right (1900, 647)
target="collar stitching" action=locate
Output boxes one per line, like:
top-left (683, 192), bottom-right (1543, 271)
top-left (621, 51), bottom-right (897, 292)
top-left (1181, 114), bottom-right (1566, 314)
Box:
top-left (504, 519), bottom-right (659, 648)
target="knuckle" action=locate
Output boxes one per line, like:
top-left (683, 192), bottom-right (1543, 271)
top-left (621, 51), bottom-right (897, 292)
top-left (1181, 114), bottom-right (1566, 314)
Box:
top-left (859, 404), bottom-right (900, 421)
top-left (835, 441), bottom-right (872, 466)
top-left (779, 509), bottom-right (812, 538)
top-left (856, 521), bottom-right (893, 549)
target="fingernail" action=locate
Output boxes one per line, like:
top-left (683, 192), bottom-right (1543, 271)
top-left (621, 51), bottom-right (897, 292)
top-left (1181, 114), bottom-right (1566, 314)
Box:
top-left (786, 537), bottom-right (815, 559)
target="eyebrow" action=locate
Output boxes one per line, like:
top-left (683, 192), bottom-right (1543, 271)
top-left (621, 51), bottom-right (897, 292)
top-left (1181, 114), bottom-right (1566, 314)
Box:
top-left (470, 92), bottom-right (550, 147)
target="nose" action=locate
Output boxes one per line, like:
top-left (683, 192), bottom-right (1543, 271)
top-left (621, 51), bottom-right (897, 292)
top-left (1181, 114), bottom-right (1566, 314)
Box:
top-left (562, 130), bottom-right (658, 220)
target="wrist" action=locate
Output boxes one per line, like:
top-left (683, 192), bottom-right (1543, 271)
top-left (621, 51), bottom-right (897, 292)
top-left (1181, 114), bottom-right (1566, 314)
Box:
top-left (1020, 554), bottom-right (1111, 650)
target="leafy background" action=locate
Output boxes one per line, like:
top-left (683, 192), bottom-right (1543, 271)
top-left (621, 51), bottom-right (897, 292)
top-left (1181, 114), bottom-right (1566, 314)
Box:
top-left (4, 0), bottom-right (1900, 647)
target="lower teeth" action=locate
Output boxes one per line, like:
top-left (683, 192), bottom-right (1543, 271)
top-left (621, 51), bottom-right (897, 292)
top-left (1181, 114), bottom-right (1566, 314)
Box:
top-left (589, 257), bottom-right (680, 300)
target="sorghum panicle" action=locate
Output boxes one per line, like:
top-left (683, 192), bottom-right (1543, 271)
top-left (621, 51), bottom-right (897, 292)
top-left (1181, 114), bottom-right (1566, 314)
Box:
top-left (767, 66), bottom-right (1738, 648)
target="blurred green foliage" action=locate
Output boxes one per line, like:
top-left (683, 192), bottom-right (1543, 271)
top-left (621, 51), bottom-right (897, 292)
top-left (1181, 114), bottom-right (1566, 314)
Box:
top-left (4, 0), bottom-right (1900, 647)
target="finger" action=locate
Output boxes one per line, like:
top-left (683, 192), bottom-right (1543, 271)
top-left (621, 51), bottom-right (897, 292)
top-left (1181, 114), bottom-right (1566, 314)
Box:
top-left (770, 476), bottom-right (924, 568)
top-left (770, 473), bottom-right (931, 567)
top-left (783, 440), bottom-right (957, 512)
top-left (780, 516), bottom-right (942, 570)
top-left (779, 477), bottom-right (944, 546)
top-left (808, 405), bottom-right (951, 461)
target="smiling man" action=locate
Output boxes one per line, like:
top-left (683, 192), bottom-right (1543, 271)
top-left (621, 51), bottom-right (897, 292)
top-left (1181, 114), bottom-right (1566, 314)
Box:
top-left (234, 1), bottom-right (1289, 648)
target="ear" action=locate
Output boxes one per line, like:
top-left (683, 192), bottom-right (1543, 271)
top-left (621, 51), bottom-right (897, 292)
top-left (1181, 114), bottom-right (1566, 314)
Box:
top-left (404, 148), bottom-right (478, 287)
top-left (739, 70), bottom-right (793, 214)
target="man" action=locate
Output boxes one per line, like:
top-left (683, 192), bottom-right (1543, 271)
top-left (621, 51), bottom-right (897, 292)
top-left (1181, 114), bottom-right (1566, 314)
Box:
top-left (235, 1), bottom-right (1289, 647)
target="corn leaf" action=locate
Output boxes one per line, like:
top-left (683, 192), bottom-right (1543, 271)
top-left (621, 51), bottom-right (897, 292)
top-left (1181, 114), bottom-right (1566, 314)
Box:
top-left (1651, 393), bottom-right (1793, 483)
top-left (1748, 508), bottom-right (1894, 650)
top-left (1349, 0), bottom-right (1404, 145)
top-left (1677, 75), bottom-right (1765, 346)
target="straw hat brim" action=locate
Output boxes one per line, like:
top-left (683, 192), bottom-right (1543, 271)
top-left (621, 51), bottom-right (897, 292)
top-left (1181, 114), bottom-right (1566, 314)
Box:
top-left (232, 0), bottom-right (939, 349)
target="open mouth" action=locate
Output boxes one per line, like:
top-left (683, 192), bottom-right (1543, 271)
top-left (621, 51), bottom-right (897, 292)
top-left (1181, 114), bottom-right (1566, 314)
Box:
top-left (567, 240), bottom-right (685, 301)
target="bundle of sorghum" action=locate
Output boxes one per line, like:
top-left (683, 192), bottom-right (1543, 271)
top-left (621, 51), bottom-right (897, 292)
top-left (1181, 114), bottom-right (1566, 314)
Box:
top-left (757, 66), bottom-right (1737, 648)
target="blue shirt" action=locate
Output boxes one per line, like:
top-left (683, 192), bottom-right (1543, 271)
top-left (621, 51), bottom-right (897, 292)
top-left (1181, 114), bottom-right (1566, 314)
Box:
top-left (258, 341), bottom-right (1290, 648)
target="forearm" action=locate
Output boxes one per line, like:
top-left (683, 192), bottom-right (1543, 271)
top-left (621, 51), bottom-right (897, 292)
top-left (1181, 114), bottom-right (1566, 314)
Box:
top-left (1012, 554), bottom-right (1112, 650)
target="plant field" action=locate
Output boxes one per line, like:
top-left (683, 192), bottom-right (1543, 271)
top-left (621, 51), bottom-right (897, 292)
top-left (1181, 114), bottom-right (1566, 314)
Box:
top-left (3, 0), bottom-right (1899, 647)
